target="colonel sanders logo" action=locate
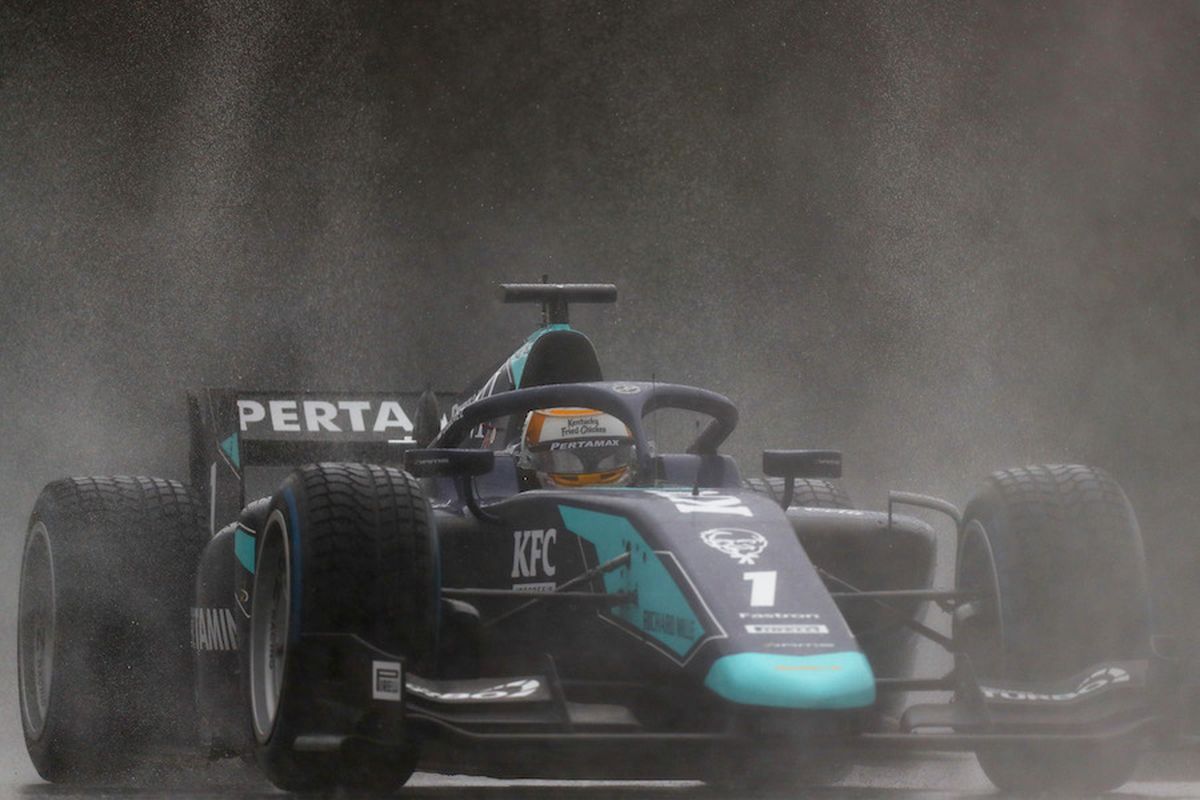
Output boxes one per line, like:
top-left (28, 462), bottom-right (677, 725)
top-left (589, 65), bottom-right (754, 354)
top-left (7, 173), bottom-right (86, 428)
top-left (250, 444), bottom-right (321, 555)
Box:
top-left (700, 528), bottom-right (768, 565)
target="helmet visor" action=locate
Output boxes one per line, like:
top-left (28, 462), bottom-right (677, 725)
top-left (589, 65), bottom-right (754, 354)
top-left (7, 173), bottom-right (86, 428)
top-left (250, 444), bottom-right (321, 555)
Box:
top-left (528, 439), bottom-right (635, 476)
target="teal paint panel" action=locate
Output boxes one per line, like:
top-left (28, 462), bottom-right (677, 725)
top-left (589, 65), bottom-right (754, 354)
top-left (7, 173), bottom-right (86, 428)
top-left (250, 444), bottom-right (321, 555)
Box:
top-left (509, 324), bottom-right (573, 388)
top-left (704, 651), bottom-right (876, 709)
top-left (220, 433), bottom-right (240, 468)
top-left (558, 504), bottom-right (703, 657)
top-left (234, 528), bottom-right (255, 573)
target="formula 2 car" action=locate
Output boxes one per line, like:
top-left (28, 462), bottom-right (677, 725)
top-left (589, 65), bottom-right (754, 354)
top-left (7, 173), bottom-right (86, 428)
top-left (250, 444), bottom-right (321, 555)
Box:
top-left (16, 282), bottom-right (1194, 794)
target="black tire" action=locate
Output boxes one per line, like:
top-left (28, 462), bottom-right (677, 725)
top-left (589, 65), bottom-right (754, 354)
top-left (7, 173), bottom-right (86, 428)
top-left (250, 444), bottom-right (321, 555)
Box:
top-left (18, 476), bottom-right (208, 783)
top-left (955, 464), bottom-right (1150, 796)
top-left (744, 476), bottom-right (853, 509)
top-left (249, 463), bottom-right (438, 793)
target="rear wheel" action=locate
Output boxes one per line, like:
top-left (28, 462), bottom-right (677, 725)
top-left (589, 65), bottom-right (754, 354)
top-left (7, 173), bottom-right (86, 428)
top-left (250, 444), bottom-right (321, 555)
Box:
top-left (955, 464), bottom-right (1150, 795)
top-left (249, 463), bottom-right (438, 792)
top-left (744, 476), bottom-right (853, 509)
top-left (18, 477), bottom-right (207, 783)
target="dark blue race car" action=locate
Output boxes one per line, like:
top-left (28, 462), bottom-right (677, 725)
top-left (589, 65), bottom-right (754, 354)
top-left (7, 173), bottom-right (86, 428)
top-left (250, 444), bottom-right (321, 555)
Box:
top-left (17, 283), bottom-right (1192, 794)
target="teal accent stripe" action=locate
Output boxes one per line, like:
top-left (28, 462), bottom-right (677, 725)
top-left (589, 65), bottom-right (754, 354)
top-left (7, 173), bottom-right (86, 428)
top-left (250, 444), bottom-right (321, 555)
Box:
top-left (704, 651), bottom-right (876, 710)
top-left (220, 433), bottom-right (240, 468)
top-left (558, 505), bottom-right (703, 657)
top-left (234, 528), bottom-right (256, 573)
top-left (509, 324), bottom-right (573, 388)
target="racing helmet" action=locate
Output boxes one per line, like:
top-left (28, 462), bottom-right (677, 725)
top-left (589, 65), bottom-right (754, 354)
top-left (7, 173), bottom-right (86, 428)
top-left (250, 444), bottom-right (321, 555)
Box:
top-left (518, 408), bottom-right (636, 489)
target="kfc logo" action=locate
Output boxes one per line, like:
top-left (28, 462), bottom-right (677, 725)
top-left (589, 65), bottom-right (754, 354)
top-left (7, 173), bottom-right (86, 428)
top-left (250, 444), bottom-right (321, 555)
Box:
top-left (700, 528), bottom-right (768, 565)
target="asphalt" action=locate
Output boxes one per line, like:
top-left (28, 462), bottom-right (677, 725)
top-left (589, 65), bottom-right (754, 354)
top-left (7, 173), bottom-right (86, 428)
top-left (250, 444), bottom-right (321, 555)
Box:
top-left (2, 753), bottom-right (1200, 800)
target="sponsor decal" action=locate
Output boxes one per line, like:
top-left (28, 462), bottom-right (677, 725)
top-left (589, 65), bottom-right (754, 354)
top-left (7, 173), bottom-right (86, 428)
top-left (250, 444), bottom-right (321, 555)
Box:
top-left (406, 678), bottom-right (542, 702)
top-left (191, 607), bottom-right (239, 651)
top-left (235, 589), bottom-right (251, 619)
top-left (557, 505), bottom-right (724, 664)
top-left (550, 438), bottom-right (622, 450)
top-left (765, 642), bottom-right (836, 650)
top-left (612, 384), bottom-right (642, 394)
top-left (980, 665), bottom-right (1132, 703)
top-left (650, 490), bottom-right (754, 518)
top-left (743, 570), bottom-right (777, 606)
top-left (236, 398), bottom-right (414, 440)
top-left (512, 528), bottom-right (557, 579)
top-left (561, 417), bottom-right (606, 436)
top-left (700, 527), bottom-right (768, 565)
top-left (739, 611), bottom-right (821, 620)
top-left (372, 661), bottom-right (404, 702)
top-left (643, 610), bottom-right (698, 639)
top-left (745, 623), bottom-right (829, 635)
top-left (512, 582), bottom-right (556, 592)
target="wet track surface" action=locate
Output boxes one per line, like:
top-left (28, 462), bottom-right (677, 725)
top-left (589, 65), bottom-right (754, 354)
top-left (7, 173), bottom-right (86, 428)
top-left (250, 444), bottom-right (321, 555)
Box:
top-left (4, 754), bottom-right (1200, 800)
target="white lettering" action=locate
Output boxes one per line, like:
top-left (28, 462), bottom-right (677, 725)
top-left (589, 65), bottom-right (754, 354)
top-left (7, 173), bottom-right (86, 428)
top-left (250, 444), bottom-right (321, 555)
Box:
top-left (197, 610), bottom-right (211, 649)
top-left (980, 666), bottom-right (1132, 703)
top-left (542, 529), bottom-right (556, 576)
top-left (304, 401), bottom-right (341, 432)
top-left (190, 607), bottom-right (240, 651)
top-left (650, 490), bottom-right (753, 518)
top-left (269, 400), bottom-right (301, 432)
top-left (511, 529), bottom-right (557, 579)
top-left (512, 530), bottom-right (528, 578)
top-left (237, 400), bottom-right (266, 431)
top-left (208, 608), bottom-right (225, 649)
top-left (224, 608), bottom-right (239, 649)
top-left (339, 401), bottom-right (372, 432)
top-left (744, 571), bottom-right (777, 607)
top-left (373, 401), bottom-right (413, 433)
top-left (406, 679), bottom-right (541, 702)
top-left (745, 623), bottom-right (829, 635)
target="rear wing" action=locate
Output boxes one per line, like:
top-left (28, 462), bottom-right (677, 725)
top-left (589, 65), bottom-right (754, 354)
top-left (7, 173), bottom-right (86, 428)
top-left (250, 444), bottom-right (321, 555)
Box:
top-left (188, 388), bottom-right (455, 536)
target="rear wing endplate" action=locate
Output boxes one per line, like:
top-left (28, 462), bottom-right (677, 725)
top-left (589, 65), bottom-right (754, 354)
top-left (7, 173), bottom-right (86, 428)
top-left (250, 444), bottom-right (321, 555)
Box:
top-left (188, 388), bottom-right (455, 535)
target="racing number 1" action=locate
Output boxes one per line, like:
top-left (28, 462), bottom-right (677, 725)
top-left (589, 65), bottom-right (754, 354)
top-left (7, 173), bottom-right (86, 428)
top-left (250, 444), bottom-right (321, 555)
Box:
top-left (743, 571), bottom-right (777, 607)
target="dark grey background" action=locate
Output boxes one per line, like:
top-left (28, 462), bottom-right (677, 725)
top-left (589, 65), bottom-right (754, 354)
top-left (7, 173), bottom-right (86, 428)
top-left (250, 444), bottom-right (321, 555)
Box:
top-left (1, 0), bottom-right (1198, 786)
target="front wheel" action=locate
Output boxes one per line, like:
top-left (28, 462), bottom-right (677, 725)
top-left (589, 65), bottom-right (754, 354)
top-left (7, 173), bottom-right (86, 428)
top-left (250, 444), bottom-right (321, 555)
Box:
top-left (249, 463), bottom-right (438, 792)
top-left (955, 464), bottom-right (1150, 795)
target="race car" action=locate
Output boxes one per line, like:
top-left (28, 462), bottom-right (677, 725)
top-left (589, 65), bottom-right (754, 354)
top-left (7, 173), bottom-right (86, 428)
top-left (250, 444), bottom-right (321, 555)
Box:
top-left (16, 282), bottom-right (1194, 794)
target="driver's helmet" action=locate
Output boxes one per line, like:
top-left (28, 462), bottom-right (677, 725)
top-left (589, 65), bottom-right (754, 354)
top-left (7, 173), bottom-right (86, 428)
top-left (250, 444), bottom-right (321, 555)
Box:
top-left (518, 408), bottom-right (636, 489)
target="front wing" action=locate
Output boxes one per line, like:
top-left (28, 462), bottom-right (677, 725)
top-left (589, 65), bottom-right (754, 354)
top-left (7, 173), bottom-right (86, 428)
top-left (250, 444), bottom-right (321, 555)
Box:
top-left (283, 632), bottom-right (1187, 776)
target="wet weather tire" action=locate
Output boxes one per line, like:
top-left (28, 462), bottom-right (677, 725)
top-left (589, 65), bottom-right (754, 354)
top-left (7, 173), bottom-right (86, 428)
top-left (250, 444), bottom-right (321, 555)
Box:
top-left (744, 476), bottom-right (853, 509)
top-left (955, 464), bottom-right (1150, 796)
top-left (249, 463), bottom-right (438, 793)
top-left (18, 477), bottom-right (208, 783)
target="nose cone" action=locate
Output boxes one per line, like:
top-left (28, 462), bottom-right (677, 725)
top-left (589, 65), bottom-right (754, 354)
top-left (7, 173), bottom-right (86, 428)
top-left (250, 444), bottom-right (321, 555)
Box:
top-left (704, 651), bottom-right (876, 710)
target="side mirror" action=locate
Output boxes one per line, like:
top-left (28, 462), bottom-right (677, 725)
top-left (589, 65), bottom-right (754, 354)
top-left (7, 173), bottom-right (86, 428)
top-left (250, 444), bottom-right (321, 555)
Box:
top-left (762, 450), bottom-right (843, 509)
top-left (404, 448), bottom-right (495, 479)
top-left (405, 448), bottom-right (500, 523)
top-left (763, 450), bottom-right (842, 480)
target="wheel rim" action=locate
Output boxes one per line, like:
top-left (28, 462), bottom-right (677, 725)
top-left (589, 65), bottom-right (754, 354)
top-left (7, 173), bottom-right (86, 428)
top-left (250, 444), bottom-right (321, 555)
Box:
top-left (18, 522), bottom-right (56, 740)
top-left (955, 519), bottom-right (1005, 678)
top-left (250, 509), bottom-right (291, 743)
